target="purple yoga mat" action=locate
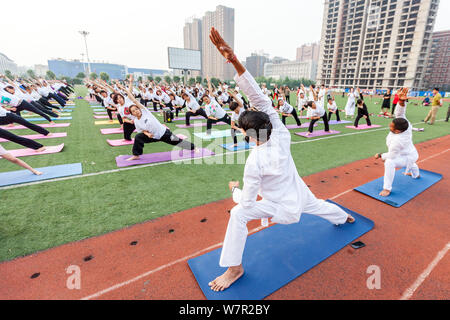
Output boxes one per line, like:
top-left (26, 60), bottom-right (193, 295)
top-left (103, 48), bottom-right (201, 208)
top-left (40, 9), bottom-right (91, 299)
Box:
top-left (107, 134), bottom-right (188, 147)
top-left (100, 124), bottom-right (168, 135)
top-left (176, 122), bottom-right (227, 128)
top-left (320, 120), bottom-right (353, 125)
top-left (1, 123), bottom-right (71, 130)
top-left (0, 132), bottom-right (67, 143)
top-left (115, 148), bottom-right (215, 167)
top-left (345, 124), bottom-right (382, 130)
top-left (6, 144), bottom-right (65, 158)
top-left (94, 115), bottom-right (117, 119)
top-left (285, 123), bottom-right (316, 129)
top-left (295, 130), bottom-right (340, 138)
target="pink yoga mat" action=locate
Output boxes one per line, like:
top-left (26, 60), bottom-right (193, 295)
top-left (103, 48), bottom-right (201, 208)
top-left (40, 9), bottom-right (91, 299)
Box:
top-left (345, 125), bottom-right (381, 130)
top-left (176, 122), bottom-right (227, 128)
top-left (115, 148), bottom-right (214, 168)
top-left (0, 132), bottom-right (67, 143)
top-left (6, 144), bottom-right (65, 158)
top-left (107, 134), bottom-right (188, 147)
top-left (0, 123), bottom-right (71, 130)
top-left (173, 116), bottom-right (204, 121)
top-left (94, 115), bottom-right (117, 119)
top-left (295, 130), bottom-right (340, 138)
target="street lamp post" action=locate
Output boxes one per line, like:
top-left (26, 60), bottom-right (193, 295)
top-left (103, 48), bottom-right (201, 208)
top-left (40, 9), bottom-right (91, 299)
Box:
top-left (79, 31), bottom-right (91, 75)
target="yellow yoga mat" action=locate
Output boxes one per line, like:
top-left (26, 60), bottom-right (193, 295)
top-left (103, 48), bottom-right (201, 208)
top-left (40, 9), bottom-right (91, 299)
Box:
top-left (95, 120), bottom-right (120, 125)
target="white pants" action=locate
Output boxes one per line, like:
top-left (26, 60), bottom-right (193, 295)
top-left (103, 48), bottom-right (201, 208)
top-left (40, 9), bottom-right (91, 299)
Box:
top-left (383, 157), bottom-right (420, 191)
top-left (345, 101), bottom-right (355, 116)
top-left (219, 189), bottom-right (349, 267)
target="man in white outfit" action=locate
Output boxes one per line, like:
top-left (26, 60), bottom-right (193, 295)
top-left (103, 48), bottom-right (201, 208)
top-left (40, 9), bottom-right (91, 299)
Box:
top-left (375, 118), bottom-right (420, 197)
top-left (208, 27), bottom-right (355, 292)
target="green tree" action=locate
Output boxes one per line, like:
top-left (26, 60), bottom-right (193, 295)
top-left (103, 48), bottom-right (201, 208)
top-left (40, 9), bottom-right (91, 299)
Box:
top-left (99, 72), bottom-right (110, 81)
top-left (46, 70), bottom-right (56, 80)
top-left (173, 76), bottom-right (181, 83)
top-left (210, 77), bottom-right (220, 87)
top-left (195, 76), bottom-right (202, 84)
top-left (76, 72), bottom-right (86, 79)
top-left (188, 78), bottom-right (196, 85)
top-left (147, 76), bottom-right (154, 81)
top-left (138, 76), bottom-right (143, 82)
top-left (164, 75), bottom-right (172, 83)
top-left (4, 70), bottom-right (13, 79)
top-left (89, 72), bottom-right (98, 80)
top-left (155, 76), bottom-right (162, 83)
top-left (26, 69), bottom-right (36, 79)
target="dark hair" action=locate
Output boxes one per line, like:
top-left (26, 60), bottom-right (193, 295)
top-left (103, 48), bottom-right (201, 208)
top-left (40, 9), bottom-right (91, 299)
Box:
top-left (100, 90), bottom-right (107, 95)
top-left (128, 105), bottom-right (139, 113)
top-left (113, 93), bottom-right (124, 104)
top-left (238, 111), bottom-right (272, 143)
top-left (393, 118), bottom-right (409, 133)
top-left (357, 99), bottom-right (363, 105)
top-left (5, 85), bottom-right (14, 91)
top-left (229, 101), bottom-right (240, 111)
top-left (434, 88), bottom-right (439, 92)
top-left (306, 101), bottom-right (314, 108)
top-left (217, 91), bottom-right (222, 96)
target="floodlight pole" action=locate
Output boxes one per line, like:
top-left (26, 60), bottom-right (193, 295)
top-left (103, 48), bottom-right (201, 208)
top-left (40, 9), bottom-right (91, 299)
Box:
top-left (79, 31), bottom-right (91, 75)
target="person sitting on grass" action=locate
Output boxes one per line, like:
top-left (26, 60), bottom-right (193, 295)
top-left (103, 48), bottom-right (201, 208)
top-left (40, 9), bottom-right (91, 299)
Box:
top-left (375, 118), bottom-right (420, 197)
top-left (207, 27), bottom-right (355, 293)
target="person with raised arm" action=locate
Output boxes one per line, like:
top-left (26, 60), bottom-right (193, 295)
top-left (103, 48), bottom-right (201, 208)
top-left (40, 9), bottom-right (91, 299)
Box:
top-left (207, 27), bottom-right (355, 292)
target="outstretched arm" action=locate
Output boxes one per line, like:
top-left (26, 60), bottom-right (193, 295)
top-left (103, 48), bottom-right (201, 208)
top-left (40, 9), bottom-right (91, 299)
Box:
top-left (209, 27), bottom-right (282, 129)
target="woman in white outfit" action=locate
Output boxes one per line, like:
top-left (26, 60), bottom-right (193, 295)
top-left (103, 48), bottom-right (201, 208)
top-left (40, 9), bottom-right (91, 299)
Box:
top-left (207, 27), bottom-right (355, 293)
top-left (345, 88), bottom-right (357, 118)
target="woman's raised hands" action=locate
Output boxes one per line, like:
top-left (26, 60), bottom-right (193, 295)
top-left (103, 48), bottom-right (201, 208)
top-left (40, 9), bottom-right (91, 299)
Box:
top-left (209, 27), bottom-right (235, 62)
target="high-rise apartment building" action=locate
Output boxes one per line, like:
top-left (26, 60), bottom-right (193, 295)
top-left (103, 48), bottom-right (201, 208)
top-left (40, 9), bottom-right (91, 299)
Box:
top-left (423, 30), bottom-right (450, 91)
top-left (245, 53), bottom-right (270, 78)
top-left (201, 5), bottom-right (235, 80)
top-left (296, 43), bottom-right (320, 63)
top-left (0, 52), bottom-right (18, 74)
top-left (317, 0), bottom-right (440, 90)
top-left (183, 17), bottom-right (203, 77)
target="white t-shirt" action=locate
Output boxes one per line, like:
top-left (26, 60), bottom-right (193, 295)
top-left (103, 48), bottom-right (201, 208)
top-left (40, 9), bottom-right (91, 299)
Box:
top-left (280, 101), bottom-right (294, 114)
top-left (327, 101), bottom-right (338, 112)
top-left (134, 108), bottom-right (167, 140)
top-left (231, 107), bottom-right (244, 123)
top-left (1, 91), bottom-right (22, 107)
top-left (311, 101), bottom-right (326, 117)
top-left (205, 99), bottom-right (226, 119)
top-left (117, 97), bottom-right (135, 120)
top-left (185, 94), bottom-right (200, 112)
top-left (0, 105), bottom-right (9, 117)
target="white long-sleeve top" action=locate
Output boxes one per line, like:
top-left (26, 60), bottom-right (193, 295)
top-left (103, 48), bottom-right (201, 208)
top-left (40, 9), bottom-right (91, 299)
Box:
top-left (381, 124), bottom-right (418, 162)
top-left (232, 70), bottom-right (309, 225)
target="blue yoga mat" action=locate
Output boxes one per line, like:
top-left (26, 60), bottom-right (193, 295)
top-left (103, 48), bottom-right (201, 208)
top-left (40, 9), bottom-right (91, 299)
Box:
top-left (354, 169), bottom-right (442, 208)
top-left (188, 200), bottom-right (374, 300)
top-left (26, 117), bottom-right (72, 122)
top-left (221, 142), bottom-right (255, 151)
top-left (0, 163), bottom-right (82, 187)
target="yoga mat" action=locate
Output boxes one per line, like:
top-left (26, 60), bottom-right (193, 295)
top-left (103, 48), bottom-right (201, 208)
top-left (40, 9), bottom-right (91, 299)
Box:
top-left (94, 115), bottom-right (117, 119)
top-left (188, 200), bottom-right (374, 300)
top-left (93, 109), bottom-right (105, 112)
top-left (285, 123), bottom-right (316, 129)
top-left (0, 123), bottom-right (71, 130)
top-left (107, 134), bottom-right (188, 147)
top-left (115, 148), bottom-right (215, 168)
top-left (176, 122), bottom-right (227, 129)
top-left (295, 130), bottom-right (340, 138)
top-left (6, 144), bottom-right (65, 158)
top-left (173, 116), bottom-right (204, 121)
top-left (354, 169), bottom-right (443, 208)
top-left (95, 120), bottom-right (120, 125)
top-left (320, 120), bottom-right (352, 125)
top-left (26, 117), bottom-right (72, 122)
top-left (0, 132), bottom-right (67, 143)
top-left (345, 124), bottom-right (382, 130)
top-left (22, 113), bottom-right (71, 118)
top-left (0, 163), bottom-right (82, 187)
top-left (194, 130), bottom-right (242, 140)
top-left (90, 106), bottom-right (103, 108)
top-left (100, 128), bottom-right (131, 135)
top-left (220, 142), bottom-right (256, 151)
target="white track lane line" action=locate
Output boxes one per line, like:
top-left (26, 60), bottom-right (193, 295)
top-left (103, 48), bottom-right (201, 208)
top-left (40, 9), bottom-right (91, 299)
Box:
top-left (80, 147), bottom-right (449, 300)
top-left (400, 242), bottom-right (450, 300)
top-left (0, 120), bottom-right (446, 190)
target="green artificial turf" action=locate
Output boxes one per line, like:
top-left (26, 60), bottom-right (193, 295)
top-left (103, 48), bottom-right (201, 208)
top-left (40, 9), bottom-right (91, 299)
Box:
top-left (0, 87), bottom-right (448, 262)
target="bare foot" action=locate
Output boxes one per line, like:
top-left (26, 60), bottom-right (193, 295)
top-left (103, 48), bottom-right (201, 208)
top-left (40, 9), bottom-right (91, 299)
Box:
top-left (194, 148), bottom-right (201, 154)
top-left (209, 265), bottom-right (244, 292)
top-left (49, 121), bottom-right (56, 125)
top-left (126, 156), bottom-right (140, 161)
top-left (403, 172), bottom-right (412, 177)
top-left (347, 214), bottom-right (355, 224)
top-left (32, 170), bottom-right (43, 176)
top-left (46, 133), bottom-right (53, 137)
top-left (379, 189), bottom-right (391, 197)
top-left (35, 147), bottom-right (46, 153)
top-left (305, 132), bottom-right (311, 137)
